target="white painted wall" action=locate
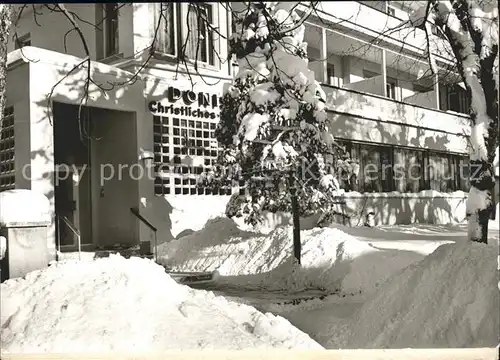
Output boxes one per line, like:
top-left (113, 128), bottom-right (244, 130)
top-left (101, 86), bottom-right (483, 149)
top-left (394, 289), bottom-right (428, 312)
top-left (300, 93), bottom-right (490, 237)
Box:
top-left (344, 75), bottom-right (385, 96)
top-left (404, 90), bottom-right (439, 109)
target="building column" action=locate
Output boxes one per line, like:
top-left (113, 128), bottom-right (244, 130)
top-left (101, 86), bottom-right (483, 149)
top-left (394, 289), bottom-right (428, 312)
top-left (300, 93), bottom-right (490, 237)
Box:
top-left (433, 72), bottom-right (440, 110)
top-left (320, 27), bottom-right (328, 83)
top-left (381, 49), bottom-right (387, 97)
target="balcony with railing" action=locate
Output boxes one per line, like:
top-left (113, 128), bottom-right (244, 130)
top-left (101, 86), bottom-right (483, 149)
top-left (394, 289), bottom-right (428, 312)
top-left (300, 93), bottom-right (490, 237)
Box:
top-left (304, 15), bottom-right (469, 118)
top-left (321, 83), bottom-right (471, 153)
top-left (302, 1), bottom-right (453, 62)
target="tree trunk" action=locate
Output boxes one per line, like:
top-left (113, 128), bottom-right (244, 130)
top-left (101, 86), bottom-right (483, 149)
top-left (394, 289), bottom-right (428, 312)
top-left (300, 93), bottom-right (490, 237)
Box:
top-left (466, 12), bottom-right (498, 244)
top-left (435, 1), bottom-right (499, 245)
top-left (289, 175), bottom-right (301, 265)
top-left (0, 5), bottom-right (12, 125)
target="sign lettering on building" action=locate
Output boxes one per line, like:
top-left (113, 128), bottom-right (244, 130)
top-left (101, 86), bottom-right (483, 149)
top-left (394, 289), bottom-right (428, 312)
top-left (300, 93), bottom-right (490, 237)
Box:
top-left (148, 86), bottom-right (223, 119)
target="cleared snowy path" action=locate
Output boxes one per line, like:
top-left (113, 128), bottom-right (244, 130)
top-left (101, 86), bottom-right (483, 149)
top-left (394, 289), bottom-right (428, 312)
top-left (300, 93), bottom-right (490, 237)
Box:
top-left (189, 282), bottom-right (339, 309)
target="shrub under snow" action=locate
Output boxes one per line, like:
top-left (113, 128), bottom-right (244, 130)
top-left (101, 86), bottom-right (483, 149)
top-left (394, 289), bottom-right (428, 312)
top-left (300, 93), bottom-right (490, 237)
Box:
top-left (159, 218), bottom-right (424, 294)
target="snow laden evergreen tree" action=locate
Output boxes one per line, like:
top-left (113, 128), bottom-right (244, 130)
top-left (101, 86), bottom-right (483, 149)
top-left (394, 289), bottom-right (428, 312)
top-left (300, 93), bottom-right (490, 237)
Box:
top-left (410, 0), bottom-right (498, 243)
top-left (0, 5), bottom-right (12, 136)
top-left (203, 2), bottom-right (349, 261)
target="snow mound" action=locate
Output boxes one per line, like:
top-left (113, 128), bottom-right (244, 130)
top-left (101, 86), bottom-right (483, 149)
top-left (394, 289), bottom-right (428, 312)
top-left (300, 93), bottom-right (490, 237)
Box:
top-left (159, 217), bottom-right (259, 270)
top-left (0, 255), bottom-right (321, 352)
top-left (342, 243), bottom-right (499, 348)
top-left (160, 222), bottom-right (424, 294)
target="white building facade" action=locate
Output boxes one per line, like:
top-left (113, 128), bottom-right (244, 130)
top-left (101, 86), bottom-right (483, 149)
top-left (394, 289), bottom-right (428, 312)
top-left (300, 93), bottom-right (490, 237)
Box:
top-left (2, 2), bottom-right (473, 258)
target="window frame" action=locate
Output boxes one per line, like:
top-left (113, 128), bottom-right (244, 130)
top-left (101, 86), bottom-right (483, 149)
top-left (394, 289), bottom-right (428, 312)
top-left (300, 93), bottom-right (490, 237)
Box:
top-left (334, 138), bottom-right (469, 194)
top-left (448, 85), bottom-right (469, 114)
top-left (103, 3), bottom-right (120, 58)
top-left (386, 5), bottom-right (396, 17)
top-left (155, 2), bottom-right (220, 69)
top-left (386, 76), bottom-right (400, 100)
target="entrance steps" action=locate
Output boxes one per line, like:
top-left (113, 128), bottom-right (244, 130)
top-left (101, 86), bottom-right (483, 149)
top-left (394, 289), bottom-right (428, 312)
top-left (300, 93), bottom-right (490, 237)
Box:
top-left (164, 270), bottom-right (214, 285)
top-left (57, 247), bottom-right (153, 262)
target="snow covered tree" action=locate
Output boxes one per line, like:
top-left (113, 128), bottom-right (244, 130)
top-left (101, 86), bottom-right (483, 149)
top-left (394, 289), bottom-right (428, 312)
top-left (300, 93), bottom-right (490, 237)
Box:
top-left (205, 2), bottom-right (348, 261)
top-left (0, 5), bottom-right (12, 131)
top-left (410, 0), bottom-right (498, 243)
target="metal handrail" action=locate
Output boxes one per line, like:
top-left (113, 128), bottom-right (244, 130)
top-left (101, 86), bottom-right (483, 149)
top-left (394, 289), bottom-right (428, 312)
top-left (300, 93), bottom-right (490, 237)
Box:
top-left (59, 215), bottom-right (81, 260)
top-left (130, 207), bottom-right (158, 261)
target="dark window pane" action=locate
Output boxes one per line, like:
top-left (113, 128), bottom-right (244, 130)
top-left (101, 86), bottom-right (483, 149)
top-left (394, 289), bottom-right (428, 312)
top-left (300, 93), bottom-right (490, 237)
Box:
top-left (104, 3), bottom-right (119, 57)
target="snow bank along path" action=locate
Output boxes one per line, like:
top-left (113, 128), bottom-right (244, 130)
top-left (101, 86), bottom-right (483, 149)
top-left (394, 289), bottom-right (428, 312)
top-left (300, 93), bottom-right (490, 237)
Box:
top-left (159, 218), bottom-right (424, 294)
top-left (328, 242), bottom-right (499, 348)
top-left (0, 255), bottom-right (321, 352)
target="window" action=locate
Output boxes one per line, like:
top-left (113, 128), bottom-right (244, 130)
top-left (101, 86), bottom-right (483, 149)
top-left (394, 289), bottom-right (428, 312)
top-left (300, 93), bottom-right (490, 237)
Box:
top-left (186, 3), bottom-right (215, 65)
top-left (386, 77), bottom-right (399, 100)
top-left (427, 152), bottom-right (454, 192)
top-left (96, 3), bottom-right (119, 59)
top-left (0, 106), bottom-right (15, 192)
top-left (157, 3), bottom-right (218, 67)
top-left (454, 156), bottom-right (470, 192)
top-left (157, 3), bottom-right (178, 56)
top-left (334, 140), bottom-right (359, 192)
top-left (327, 65), bottom-right (335, 85)
top-left (444, 85), bottom-right (469, 114)
top-left (104, 4), bottom-right (119, 57)
top-left (386, 82), bottom-right (396, 100)
top-left (387, 5), bottom-right (396, 17)
top-left (394, 148), bottom-right (425, 192)
top-left (14, 33), bottom-right (31, 49)
top-left (335, 139), bottom-right (469, 194)
top-left (360, 144), bottom-right (393, 193)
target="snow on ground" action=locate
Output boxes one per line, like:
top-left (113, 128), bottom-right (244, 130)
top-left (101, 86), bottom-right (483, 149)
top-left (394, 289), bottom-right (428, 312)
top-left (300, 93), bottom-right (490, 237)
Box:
top-left (158, 216), bottom-right (499, 348)
top-left (285, 242), bottom-right (499, 348)
top-left (0, 255), bottom-right (321, 353)
top-left (159, 217), bottom-right (430, 295)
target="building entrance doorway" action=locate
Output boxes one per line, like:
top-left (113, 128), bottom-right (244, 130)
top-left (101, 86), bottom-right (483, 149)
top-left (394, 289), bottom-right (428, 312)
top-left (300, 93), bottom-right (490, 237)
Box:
top-left (52, 102), bottom-right (139, 251)
top-left (53, 103), bottom-right (93, 250)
